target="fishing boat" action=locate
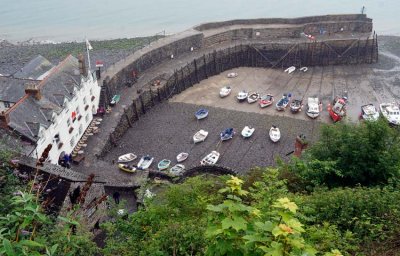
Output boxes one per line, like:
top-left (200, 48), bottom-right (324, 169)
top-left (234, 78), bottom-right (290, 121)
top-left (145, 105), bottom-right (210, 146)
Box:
top-left (227, 72), bottom-right (238, 78)
top-left (259, 94), bottom-right (274, 108)
top-left (306, 97), bottom-right (321, 119)
top-left (219, 86), bottom-right (232, 98)
top-left (361, 104), bottom-right (380, 121)
top-left (237, 90), bottom-right (248, 102)
top-left (220, 128), bottom-right (235, 141)
top-left (276, 93), bottom-right (291, 111)
top-left (290, 99), bottom-right (303, 113)
top-left (176, 152), bottom-right (189, 162)
top-left (117, 153), bottom-right (137, 163)
top-left (118, 163), bottom-right (137, 173)
top-left (158, 159), bottom-right (171, 171)
top-left (137, 155), bottom-right (154, 170)
top-left (247, 92), bottom-right (260, 104)
top-left (193, 129), bottom-right (209, 143)
top-left (380, 102), bottom-right (400, 125)
top-left (328, 96), bottom-right (347, 122)
top-left (170, 164), bottom-right (185, 176)
top-left (241, 126), bottom-right (255, 138)
top-left (200, 151), bottom-right (220, 165)
top-left (195, 108), bottom-right (208, 120)
top-left (269, 126), bottom-right (281, 142)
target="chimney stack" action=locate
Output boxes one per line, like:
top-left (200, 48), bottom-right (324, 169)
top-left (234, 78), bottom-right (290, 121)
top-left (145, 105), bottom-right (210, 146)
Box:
top-left (78, 53), bottom-right (87, 77)
top-left (25, 82), bottom-right (41, 100)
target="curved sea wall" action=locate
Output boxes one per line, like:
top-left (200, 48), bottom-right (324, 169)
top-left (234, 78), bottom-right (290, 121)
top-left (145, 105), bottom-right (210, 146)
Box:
top-left (95, 14), bottom-right (377, 158)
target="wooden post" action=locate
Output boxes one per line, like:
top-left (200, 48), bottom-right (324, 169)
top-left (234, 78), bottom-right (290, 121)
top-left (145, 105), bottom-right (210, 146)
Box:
top-left (157, 88), bottom-right (161, 102)
top-left (149, 88), bottom-right (155, 106)
top-left (203, 54), bottom-right (208, 79)
top-left (194, 59), bottom-right (199, 83)
top-left (124, 108), bottom-right (133, 127)
top-left (132, 100), bottom-right (139, 120)
top-left (139, 95), bottom-right (145, 114)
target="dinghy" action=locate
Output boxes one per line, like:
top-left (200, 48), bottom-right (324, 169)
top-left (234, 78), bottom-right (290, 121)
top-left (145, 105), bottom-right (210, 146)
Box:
top-left (247, 92), bottom-right (260, 104)
top-left (227, 72), bottom-right (238, 78)
top-left (269, 126), bottom-right (281, 142)
top-left (158, 159), bottom-right (171, 171)
top-left (300, 67), bottom-right (308, 72)
top-left (276, 93), bottom-right (291, 111)
top-left (284, 66), bottom-right (296, 74)
top-left (195, 108), bottom-right (208, 120)
top-left (219, 86), bottom-right (232, 98)
top-left (237, 90), bottom-right (248, 102)
top-left (380, 102), bottom-right (400, 125)
top-left (118, 153), bottom-right (137, 163)
top-left (290, 99), bottom-right (303, 113)
top-left (170, 164), bottom-right (185, 176)
top-left (259, 94), bottom-right (274, 108)
top-left (176, 152), bottom-right (189, 162)
top-left (361, 104), bottom-right (379, 121)
top-left (241, 126), bottom-right (255, 138)
top-left (118, 163), bottom-right (137, 173)
top-left (306, 97), bottom-right (321, 119)
top-left (220, 128), bottom-right (235, 141)
top-left (200, 151), bottom-right (220, 165)
top-left (193, 129), bottom-right (209, 143)
top-left (137, 155), bottom-right (154, 170)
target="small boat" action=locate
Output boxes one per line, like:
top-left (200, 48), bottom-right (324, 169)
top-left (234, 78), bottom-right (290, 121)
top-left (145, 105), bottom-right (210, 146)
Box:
top-left (200, 151), bottom-right (220, 165)
top-left (193, 129), bottom-right (209, 143)
top-left (328, 96), bottom-right (347, 122)
top-left (227, 72), bottom-right (238, 78)
top-left (247, 92), bottom-right (260, 104)
top-left (170, 164), bottom-right (185, 175)
top-left (137, 155), bottom-right (154, 170)
top-left (259, 94), bottom-right (274, 108)
top-left (306, 97), bottom-right (321, 119)
top-left (276, 93), bottom-right (291, 111)
top-left (219, 86), bottom-right (232, 98)
top-left (380, 102), bottom-right (400, 125)
top-left (110, 94), bottom-right (121, 106)
top-left (290, 99), bottom-right (303, 113)
top-left (241, 126), bottom-right (255, 138)
top-left (117, 153), bottom-right (137, 163)
top-left (118, 163), bottom-right (137, 173)
top-left (361, 104), bottom-right (380, 121)
top-left (195, 108), bottom-right (208, 120)
top-left (158, 159), bottom-right (171, 171)
top-left (284, 66), bottom-right (296, 74)
top-left (220, 128), bottom-right (235, 141)
top-left (237, 90), bottom-right (248, 102)
top-left (269, 126), bottom-right (281, 142)
top-left (176, 152), bottom-right (189, 162)
top-left (300, 67), bottom-right (308, 72)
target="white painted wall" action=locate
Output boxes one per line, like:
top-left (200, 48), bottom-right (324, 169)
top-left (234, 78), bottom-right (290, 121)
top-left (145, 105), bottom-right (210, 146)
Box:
top-left (33, 72), bottom-right (101, 164)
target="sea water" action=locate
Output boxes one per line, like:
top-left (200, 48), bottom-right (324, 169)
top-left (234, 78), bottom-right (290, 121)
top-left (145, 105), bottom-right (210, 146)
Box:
top-left (0, 0), bottom-right (399, 43)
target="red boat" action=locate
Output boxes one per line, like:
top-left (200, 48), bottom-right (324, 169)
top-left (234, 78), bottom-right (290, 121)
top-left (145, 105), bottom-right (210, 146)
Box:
top-left (328, 96), bottom-right (347, 122)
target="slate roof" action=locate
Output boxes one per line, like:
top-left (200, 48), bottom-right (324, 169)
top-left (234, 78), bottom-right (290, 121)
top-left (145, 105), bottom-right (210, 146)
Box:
top-left (13, 55), bottom-right (54, 80)
top-left (7, 55), bottom-right (82, 142)
top-left (0, 77), bottom-right (34, 103)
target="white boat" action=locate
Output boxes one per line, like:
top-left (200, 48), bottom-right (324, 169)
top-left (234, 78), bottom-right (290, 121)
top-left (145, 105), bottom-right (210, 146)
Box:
top-left (158, 159), bottom-right (171, 171)
top-left (227, 72), bottom-right (238, 78)
top-left (306, 97), bottom-right (320, 119)
top-left (247, 92), bottom-right (260, 104)
top-left (380, 103), bottom-right (400, 125)
top-left (219, 86), bottom-right (232, 98)
top-left (269, 126), bottom-right (281, 142)
top-left (193, 129), bottom-right (209, 143)
top-left (118, 153), bottom-right (137, 163)
top-left (284, 66), bottom-right (296, 74)
top-left (176, 152), bottom-right (189, 162)
top-left (200, 151), bottom-right (220, 165)
top-left (138, 155), bottom-right (154, 170)
top-left (237, 90), bottom-right (248, 102)
top-left (361, 104), bottom-right (380, 121)
top-left (241, 126), bottom-right (255, 138)
top-left (170, 164), bottom-right (185, 176)
top-left (300, 67), bottom-right (308, 72)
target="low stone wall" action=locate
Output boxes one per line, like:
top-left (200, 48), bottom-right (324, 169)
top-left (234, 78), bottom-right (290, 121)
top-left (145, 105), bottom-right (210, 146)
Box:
top-left (194, 14), bottom-right (372, 31)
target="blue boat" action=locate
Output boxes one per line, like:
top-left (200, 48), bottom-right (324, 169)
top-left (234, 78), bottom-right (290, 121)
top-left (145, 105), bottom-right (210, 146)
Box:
top-left (220, 128), bottom-right (235, 141)
top-left (195, 108), bottom-right (209, 120)
top-left (276, 93), bottom-right (291, 111)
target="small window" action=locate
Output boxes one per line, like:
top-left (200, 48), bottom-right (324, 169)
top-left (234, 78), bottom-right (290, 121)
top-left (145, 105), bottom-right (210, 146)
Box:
top-left (90, 89), bottom-right (93, 96)
top-left (75, 107), bottom-right (80, 115)
top-left (85, 114), bottom-right (90, 123)
top-left (67, 118), bottom-right (71, 126)
top-left (79, 124), bottom-right (83, 134)
top-left (83, 97), bottom-right (87, 105)
top-left (70, 137), bottom-right (75, 147)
